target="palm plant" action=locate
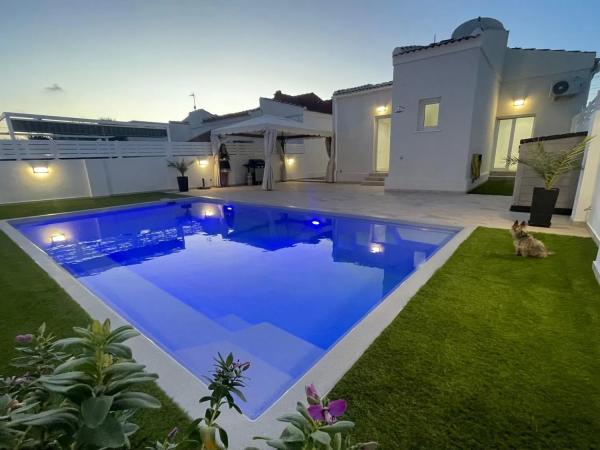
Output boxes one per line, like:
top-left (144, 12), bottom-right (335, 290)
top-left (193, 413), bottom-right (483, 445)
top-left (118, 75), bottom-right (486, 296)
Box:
top-left (167, 159), bottom-right (194, 177)
top-left (507, 136), bottom-right (594, 189)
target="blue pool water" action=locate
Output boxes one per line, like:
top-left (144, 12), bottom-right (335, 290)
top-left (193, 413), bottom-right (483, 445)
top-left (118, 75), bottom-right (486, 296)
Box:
top-left (14, 199), bottom-right (457, 418)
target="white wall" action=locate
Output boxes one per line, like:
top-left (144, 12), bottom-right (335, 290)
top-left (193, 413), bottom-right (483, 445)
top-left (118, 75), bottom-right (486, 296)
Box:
top-left (388, 41), bottom-right (485, 192)
top-left (572, 111), bottom-right (600, 222)
top-left (498, 49), bottom-right (596, 137)
top-left (0, 160), bottom-right (92, 204)
top-left (333, 87), bottom-right (392, 182)
top-left (0, 157), bottom-right (214, 204)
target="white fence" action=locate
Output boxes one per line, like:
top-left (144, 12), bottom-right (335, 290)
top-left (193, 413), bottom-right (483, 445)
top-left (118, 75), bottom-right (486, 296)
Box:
top-left (0, 140), bottom-right (213, 160)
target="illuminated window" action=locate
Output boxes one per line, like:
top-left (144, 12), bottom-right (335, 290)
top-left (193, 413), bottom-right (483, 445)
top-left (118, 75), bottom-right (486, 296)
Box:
top-left (418, 98), bottom-right (440, 130)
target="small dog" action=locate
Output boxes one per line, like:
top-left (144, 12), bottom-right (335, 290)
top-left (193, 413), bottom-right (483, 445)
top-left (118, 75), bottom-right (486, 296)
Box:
top-left (510, 220), bottom-right (550, 258)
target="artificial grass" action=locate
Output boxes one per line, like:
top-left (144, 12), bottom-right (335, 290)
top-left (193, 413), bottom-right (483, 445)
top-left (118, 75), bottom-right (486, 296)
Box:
top-left (0, 191), bottom-right (183, 220)
top-left (0, 193), bottom-right (191, 447)
top-left (469, 178), bottom-right (515, 196)
top-left (331, 227), bottom-right (600, 449)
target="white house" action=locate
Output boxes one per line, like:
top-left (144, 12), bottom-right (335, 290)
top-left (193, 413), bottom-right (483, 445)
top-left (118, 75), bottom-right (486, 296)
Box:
top-left (171, 92), bottom-right (332, 185)
top-left (333, 18), bottom-right (598, 191)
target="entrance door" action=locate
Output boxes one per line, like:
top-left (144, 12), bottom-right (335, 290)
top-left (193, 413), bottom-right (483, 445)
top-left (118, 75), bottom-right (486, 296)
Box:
top-left (375, 117), bottom-right (391, 172)
top-left (493, 116), bottom-right (535, 171)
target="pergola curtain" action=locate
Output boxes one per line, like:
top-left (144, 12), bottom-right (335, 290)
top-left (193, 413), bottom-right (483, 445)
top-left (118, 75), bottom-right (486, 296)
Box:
top-left (210, 134), bottom-right (221, 187)
top-left (278, 139), bottom-right (287, 182)
top-left (262, 129), bottom-right (277, 190)
top-left (325, 136), bottom-right (336, 183)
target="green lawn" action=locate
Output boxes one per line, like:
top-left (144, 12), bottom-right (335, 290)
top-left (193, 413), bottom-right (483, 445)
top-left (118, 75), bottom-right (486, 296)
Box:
top-left (331, 227), bottom-right (600, 449)
top-left (469, 178), bottom-right (515, 196)
top-left (0, 191), bottom-right (183, 220)
top-left (0, 193), bottom-right (190, 448)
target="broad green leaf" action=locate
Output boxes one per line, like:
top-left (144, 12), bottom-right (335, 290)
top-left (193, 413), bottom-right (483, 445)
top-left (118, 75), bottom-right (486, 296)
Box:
top-left (105, 343), bottom-right (133, 359)
top-left (281, 424), bottom-right (305, 443)
top-left (311, 430), bottom-right (331, 446)
top-left (54, 356), bottom-right (94, 374)
top-left (107, 327), bottom-right (139, 344)
top-left (8, 408), bottom-right (79, 430)
top-left (81, 395), bottom-right (113, 428)
top-left (112, 391), bottom-right (161, 410)
top-left (105, 374), bottom-right (158, 395)
top-left (77, 414), bottom-right (126, 448)
top-left (265, 440), bottom-right (288, 449)
top-left (277, 412), bottom-right (309, 431)
top-left (320, 420), bottom-right (355, 434)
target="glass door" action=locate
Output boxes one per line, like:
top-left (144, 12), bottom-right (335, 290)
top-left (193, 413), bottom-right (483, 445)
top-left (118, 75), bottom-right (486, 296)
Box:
top-left (375, 117), bottom-right (391, 172)
top-left (493, 116), bottom-right (534, 171)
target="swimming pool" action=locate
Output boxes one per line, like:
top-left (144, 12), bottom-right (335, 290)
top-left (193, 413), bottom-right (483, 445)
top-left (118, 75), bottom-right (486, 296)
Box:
top-left (13, 199), bottom-right (457, 419)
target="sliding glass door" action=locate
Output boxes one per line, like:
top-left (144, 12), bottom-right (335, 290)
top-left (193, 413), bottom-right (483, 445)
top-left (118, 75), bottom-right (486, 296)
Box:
top-left (493, 116), bottom-right (535, 171)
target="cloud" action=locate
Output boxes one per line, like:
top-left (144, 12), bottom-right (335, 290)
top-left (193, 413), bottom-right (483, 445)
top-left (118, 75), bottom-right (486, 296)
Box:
top-left (44, 83), bottom-right (64, 92)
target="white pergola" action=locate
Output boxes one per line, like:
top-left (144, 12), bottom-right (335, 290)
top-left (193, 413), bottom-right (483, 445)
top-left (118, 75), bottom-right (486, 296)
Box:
top-left (210, 114), bottom-right (334, 190)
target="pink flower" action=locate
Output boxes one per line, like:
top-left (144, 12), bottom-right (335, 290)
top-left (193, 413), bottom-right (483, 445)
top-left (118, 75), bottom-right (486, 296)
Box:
top-left (15, 334), bottom-right (33, 344)
top-left (305, 384), bottom-right (320, 405)
top-left (307, 399), bottom-right (347, 424)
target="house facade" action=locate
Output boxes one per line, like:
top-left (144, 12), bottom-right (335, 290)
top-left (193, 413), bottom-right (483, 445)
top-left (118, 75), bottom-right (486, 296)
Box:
top-left (171, 93), bottom-right (332, 185)
top-left (333, 18), bottom-right (598, 191)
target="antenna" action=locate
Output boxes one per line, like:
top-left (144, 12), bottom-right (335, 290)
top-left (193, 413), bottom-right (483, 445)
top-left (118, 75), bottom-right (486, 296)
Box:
top-left (189, 92), bottom-right (197, 110)
top-left (433, 33), bottom-right (437, 43)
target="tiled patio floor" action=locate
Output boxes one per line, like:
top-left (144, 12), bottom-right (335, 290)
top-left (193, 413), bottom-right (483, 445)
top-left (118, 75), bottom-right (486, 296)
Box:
top-left (184, 181), bottom-right (590, 237)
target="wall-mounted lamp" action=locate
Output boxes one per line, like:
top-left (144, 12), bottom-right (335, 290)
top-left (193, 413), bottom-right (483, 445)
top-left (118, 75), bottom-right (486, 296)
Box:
top-left (375, 105), bottom-right (388, 115)
top-left (198, 159), bottom-right (209, 167)
top-left (369, 243), bottom-right (384, 254)
top-left (513, 98), bottom-right (526, 107)
top-left (286, 157), bottom-right (296, 165)
top-left (32, 165), bottom-right (49, 174)
top-left (50, 233), bottom-right (66, 243)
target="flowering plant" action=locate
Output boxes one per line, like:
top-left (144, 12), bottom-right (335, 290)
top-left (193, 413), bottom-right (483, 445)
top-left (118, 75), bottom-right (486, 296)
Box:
top-left (147, 353), bottom-right (250, 450)
top-left (248, 384), bottom-right (377, 450)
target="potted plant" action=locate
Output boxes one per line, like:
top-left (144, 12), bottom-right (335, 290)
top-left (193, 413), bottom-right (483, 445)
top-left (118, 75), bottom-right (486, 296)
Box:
top-left (168, 158), bottom-right (194, 192)
top-left (508, 136), bottom-right (593, 227)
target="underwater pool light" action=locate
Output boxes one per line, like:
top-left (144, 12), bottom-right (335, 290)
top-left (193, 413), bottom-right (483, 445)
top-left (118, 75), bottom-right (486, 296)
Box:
top-left (311, 220), bottom-right (321, 226)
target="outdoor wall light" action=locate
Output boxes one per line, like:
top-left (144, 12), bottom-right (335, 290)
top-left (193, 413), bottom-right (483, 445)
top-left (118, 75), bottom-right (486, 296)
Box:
top-left (286, 157), bottom-right (296, 165)
top-left (369, 243), bottom-right (384, 254)
top-left (513, 98), bottom-right (526, 107)
top-left (50, 233), bottom-right (66, 243)
top-left (198, 159), bottom-right (209, 167)
top-left (376, 105), bottom-right (388, 114)
top-left (32, 165), bottom-right (49, 174)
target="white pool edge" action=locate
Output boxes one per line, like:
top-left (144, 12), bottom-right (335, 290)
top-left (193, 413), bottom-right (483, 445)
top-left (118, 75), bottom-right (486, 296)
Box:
top-left (0, 211), bottom-right (474, 448)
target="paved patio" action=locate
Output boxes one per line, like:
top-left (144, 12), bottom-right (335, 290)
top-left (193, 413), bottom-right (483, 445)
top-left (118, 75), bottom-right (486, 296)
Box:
top-left (185, 181), bottom-right (590, 237)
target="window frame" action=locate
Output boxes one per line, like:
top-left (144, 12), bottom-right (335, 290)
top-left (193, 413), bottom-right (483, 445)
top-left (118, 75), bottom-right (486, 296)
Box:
top-left (417, 97), bottom-right (441, 131)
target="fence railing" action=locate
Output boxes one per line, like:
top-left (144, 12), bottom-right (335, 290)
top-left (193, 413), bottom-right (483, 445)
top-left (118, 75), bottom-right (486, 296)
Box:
top-left (0, 139), bottom-right (306, 161)
top-left (0, 140), bottom-right (214, 160)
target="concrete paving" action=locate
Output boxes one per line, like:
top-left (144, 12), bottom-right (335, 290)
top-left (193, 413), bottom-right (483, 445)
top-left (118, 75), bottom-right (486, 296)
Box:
top-left (184, 181), bottom-right (591, 237)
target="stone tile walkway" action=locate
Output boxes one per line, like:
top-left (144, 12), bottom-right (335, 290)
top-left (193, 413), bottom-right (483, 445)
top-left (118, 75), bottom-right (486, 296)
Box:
top-left (184, 181), bottom-right (590, 237)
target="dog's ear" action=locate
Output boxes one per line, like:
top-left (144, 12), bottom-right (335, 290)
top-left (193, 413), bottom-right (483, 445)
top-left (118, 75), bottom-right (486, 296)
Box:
top-left (513, 220), bottom-right (519, 226)
top-left (520, 221), bottom-right (527, 227)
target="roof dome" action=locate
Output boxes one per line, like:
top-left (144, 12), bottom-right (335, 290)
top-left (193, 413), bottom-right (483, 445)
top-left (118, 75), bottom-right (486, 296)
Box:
top-left (451, 17), bottom-right (505, 40)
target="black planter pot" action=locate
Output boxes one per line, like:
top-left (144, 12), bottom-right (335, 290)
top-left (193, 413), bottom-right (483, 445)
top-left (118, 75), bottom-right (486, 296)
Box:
top-left (176, 176), bottom-right (189, 192)
top-left (529, 187), bottom-right (559, 228)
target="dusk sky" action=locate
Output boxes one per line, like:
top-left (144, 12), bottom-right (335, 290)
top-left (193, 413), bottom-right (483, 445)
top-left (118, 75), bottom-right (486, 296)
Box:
top-left (1, 0), bottom-right (599, 123)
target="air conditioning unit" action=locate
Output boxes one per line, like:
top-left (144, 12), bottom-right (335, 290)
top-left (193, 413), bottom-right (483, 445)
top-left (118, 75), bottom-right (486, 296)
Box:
top-left (550, 77), bottom-right (584, 98)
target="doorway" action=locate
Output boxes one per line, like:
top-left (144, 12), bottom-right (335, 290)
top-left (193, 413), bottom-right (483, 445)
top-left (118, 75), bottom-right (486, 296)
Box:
top-left (493, 116), bottom-right (535, 171)
top-left (375, 116), bottom-right (391, 172)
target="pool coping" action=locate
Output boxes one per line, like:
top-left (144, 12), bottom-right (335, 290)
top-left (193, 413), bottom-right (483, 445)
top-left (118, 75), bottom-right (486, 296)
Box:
top-left (0, 197), bottom-right (474, 448)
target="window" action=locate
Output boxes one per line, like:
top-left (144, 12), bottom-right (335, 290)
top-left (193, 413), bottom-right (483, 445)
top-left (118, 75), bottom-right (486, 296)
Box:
top-left (418, 98), bottom-right (440, 130)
